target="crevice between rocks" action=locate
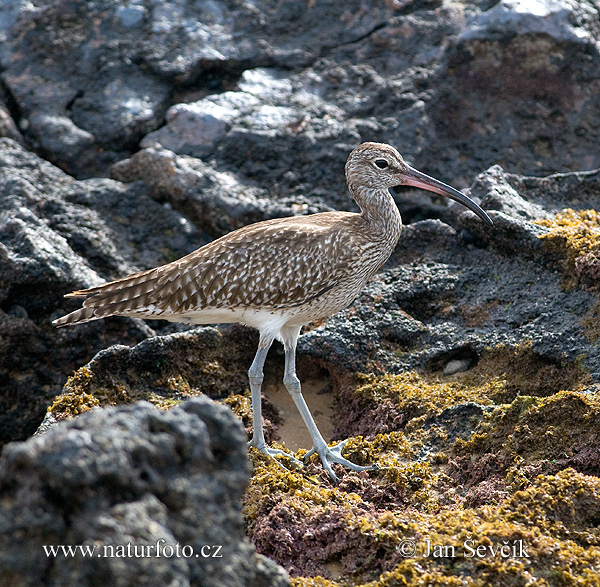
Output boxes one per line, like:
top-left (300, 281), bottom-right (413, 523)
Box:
top-left (172, 60), bottom-right (254, 104)
top-left (0, 74), bottom-right (25, 136)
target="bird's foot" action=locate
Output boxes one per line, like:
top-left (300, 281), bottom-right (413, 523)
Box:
top-left (304, 439), bottom-right (377, 483)
top-left (248, 440), bottom-right (304, 472)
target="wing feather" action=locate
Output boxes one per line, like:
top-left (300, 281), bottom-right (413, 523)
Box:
top-left (53, 212), bottom-right (360, 326)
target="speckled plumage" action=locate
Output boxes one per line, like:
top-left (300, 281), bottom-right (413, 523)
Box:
top-left (58, 214), bottom-right (382, 321)
top-left (54, 142), bottom-right (491, 482)
top-left (54, 145), bottom-right (405, 330)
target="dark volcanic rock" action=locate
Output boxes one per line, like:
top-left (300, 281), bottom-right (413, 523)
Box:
top-left (430, 0), bottom-right (600, 177)
top-left (1, 0), bottom-right (599, 188)
top-left (0, 138), bottom-right (203, 446)
top-left (56, 326), bottom-right (259, 406)
top-left (299, 165), bottom-right (600, 381)
top-left (2, 0), bottom-right (600, 585)
top-left (0, 0), bottom-right (391, 177)
top-left (111, 145), bottom-right (319, 237)
top-left (0, 396), bottom-right (290, 587)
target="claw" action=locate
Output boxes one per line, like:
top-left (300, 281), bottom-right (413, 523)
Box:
top-left (304, 439), bottom-right (376, 483)
top-left (249, 441), bottom-right (304, 471)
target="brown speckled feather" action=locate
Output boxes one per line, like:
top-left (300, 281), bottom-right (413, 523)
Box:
top-left (54, 211), bottom-right (378, 325)
top-left (55, 141), bottom-right (487, 329)
top-left (52, 142), bottom-right (493, 483)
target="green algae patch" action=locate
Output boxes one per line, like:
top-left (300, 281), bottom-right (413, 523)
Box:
top-left (357, 371), bottom-right (500, 415)
top-left (334, 342), bottom-right (589, 443)
top-left (292, 578), bottom-right (339, 587)
top-left (49, 391), bottom-right (100, 420)
top-left (223, 392), bottom-right (253, 422)
top-left (339, 435), bottom-right (448, 511)
top-left (153, 373), bottom-right (195, 394)
top-left (50, 366), bottom-right (255, 421)
top-left (581, 300), bottom-right (600, 343)
top-left (245, 440), bottom-right (466, 582)
top-left (49, 363), bottom-right (204, 419)
top-left (501, 468), bottom-right (600, 536)
top-left (48, 327), bottom-right (260, 420)
top-left (49, 366), bottom-right (100, 420)
top-left (535, 208), bottom-right (600, 286)
top-left (335, 371), bottom-right (500, 441)
top-left (342, 431), bottom-right (414, 465)
top-left (49, 365), bottom-right (100, 420)
top-left (247, 342), bottom-right (598, 585)
top-left (245, 449), bottom-right (363, 525)
top-left (49, 327), bottom-right (600, 586)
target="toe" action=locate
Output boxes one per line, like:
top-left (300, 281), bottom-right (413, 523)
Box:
top-left (319, 457), bottom-right (339, 484)
top-left (250, 444), bottom-right (304, 470)
top-left (306, 440), bottom-right (375, 482)
top-left (303, 446), bottom-right (317, 462)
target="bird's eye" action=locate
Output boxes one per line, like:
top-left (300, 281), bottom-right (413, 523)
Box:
top-left (374, 159), bottom-right (388, 169)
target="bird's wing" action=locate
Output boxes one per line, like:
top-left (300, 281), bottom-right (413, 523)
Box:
top-left (54, 213), bottom-right (358, 325)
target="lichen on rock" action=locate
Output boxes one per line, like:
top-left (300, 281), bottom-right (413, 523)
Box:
top-left (536, 208), bottom-right (600, 286)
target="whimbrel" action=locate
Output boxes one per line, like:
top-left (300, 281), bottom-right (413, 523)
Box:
top-left (53, 142), bottom-right (492, 482)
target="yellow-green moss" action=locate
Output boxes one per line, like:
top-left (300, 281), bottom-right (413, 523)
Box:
top-left (153, 374), bottom-right (195, 394)
top-left (50, 364), bottom-right (205, 420)
top-left (355, 341), bottom-right (589, 421)
top-left (146, 396), bottom-right (184, 410)
top-left (581, 300), bottom-right (600, 343)
top-left (455, 390), bottom-right (600, 488)
top-left (222, 392), bottom-right (253, 421)
top-left (248, 343), bottom-right (597, 586)
top-left (49, 366), bottom-right (99, 419)
top-left (340, 435), bottom-right (442, 509)
top-left (535, 208), bottom-right (600, 286)
top-left (354, 371), bottom-right (500, 421)
top-left (280, 470), bottom-right (600, 586)
top-left (244, 447), bottom-right (364, 527)
top-left (49, 390), bottom-right (100, 420)
top-left (61, 365), bottom-right (93, 395)
top-left (343, 432), bottom-right (414, 463)
top-left (448, 343), bottom-right (590, 402)
top-left (292, 578), bottom-right (340, 587)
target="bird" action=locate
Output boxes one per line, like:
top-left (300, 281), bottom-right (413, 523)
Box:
top-left (53, 142), bottom-right (492, 482)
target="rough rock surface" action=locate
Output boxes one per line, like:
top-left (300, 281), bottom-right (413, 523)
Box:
top-left (0, 138), bottom-right (204, 446)
top-left (299, 166), bottom-right (600, 380)
top-left (2, 0), bottom-right (600, 585)
top-left (1, 0), bottom-right (599, 184)
top-left (0, 396), bottom-right (290, 587)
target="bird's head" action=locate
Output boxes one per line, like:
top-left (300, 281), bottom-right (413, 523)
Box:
top-left (345, 142), bottom-right (492, 226)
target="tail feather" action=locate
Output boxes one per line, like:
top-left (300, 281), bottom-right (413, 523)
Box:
top-left (53, 306), bottom-right (107, 327)
top-left (64, 267), bottom-right (157, 298)
top-left (53, 267), bottom-right (168, 327)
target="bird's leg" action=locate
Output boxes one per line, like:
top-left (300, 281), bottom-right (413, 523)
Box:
top-left (281, 327), bottom-right (375, 483)
top-left (247, 337), bottom-right (302, 468)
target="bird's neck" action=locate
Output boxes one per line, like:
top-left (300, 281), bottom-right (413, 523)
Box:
top-left (350, 185), bottom-right (403, 240)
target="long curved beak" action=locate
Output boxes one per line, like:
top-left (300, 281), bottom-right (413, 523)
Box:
top-left (398, 166), bottom-right (493, 227)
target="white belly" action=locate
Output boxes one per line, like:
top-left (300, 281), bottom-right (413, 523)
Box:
top-left (156, 306), bottom-right (294, 342)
